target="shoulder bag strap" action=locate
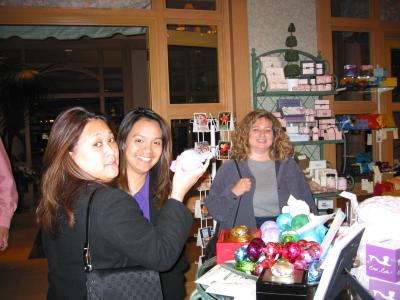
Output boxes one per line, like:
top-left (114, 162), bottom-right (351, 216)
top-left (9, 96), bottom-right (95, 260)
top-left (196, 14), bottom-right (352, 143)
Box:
top-left (231, 159), bottom-right (243, 228)
top-left (84, 188), bottom-right (98, 273)
top-left (233, 159), bottom-right (243, 179)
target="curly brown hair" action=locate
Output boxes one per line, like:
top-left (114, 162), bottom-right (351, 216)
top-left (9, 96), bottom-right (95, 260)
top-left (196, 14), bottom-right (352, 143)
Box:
top-left (231, 109), bottom-right (293, 161)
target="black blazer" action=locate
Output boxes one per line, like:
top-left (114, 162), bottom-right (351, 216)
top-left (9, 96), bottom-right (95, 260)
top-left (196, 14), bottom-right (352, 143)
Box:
top-left (42, 182), bottom-right (192, 300)
top-left (148, 173), bottom-right (189, 300)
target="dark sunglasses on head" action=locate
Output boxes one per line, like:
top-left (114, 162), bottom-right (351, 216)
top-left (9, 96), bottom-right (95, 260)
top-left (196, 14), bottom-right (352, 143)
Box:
top-left (133, 107), bottom-right (158, 117)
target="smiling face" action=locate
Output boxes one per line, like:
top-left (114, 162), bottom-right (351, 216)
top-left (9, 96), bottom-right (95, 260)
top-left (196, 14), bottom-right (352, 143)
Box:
top-left (248, 117), bottom-right (274, 160)
top-left (69, 119), bottom-right (119, 182)
top-left (124, 118), bottom-right (163, 178)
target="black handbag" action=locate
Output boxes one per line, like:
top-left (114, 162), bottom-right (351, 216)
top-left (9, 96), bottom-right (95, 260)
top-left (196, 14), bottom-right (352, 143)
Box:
top-left (204, 159), bottom-right (243, 260)
top-left (84, 189), bottom-right (163, 300)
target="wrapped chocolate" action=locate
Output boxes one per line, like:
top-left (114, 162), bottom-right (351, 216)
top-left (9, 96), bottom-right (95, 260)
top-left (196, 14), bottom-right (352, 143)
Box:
top-left (230, 225), bottom-right (251, 242)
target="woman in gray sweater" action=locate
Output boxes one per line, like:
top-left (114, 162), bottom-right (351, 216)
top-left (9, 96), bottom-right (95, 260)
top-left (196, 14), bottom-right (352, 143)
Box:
top-left (205, 109), bottom-right (317, 230)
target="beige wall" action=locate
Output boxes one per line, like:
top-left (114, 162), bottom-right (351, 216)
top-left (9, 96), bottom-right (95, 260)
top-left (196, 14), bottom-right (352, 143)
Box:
top-left (248, 0), bottom-right (317, 57)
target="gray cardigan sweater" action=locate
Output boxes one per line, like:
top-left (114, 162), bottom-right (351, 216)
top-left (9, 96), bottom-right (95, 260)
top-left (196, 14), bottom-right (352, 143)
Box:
top-left (204, 158), bottom-right (317, 230)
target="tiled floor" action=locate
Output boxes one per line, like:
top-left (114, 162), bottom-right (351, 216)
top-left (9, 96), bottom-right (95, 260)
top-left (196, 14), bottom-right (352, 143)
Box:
top-left (0, 207), bottom-right (201, 300)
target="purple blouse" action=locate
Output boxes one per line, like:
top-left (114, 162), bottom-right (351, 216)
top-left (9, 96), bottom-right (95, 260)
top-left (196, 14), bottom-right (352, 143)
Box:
top-left (133, 174), bottom-right (150, 221)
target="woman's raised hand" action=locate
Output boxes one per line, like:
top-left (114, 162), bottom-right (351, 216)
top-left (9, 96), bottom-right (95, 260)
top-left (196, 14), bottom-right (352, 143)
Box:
top-left (231, 178), bottom-right (252, 197)
top-left (170, 155), bottom-right (210, 202)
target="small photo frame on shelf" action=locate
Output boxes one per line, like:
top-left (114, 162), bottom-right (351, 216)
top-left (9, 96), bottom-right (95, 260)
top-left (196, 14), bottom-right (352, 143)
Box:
top-left (194, 199), bottom-right (210, 219)
top-left (217, 141), bottom-right (231, 160)
top-left (218, 111), bottom-right (231, 131)
top-left (300, 60), bottom-right (315, 76)
top-left (193, 113), bottom-right (209, 132)
top-left (199, 226), bottom-right (213, 248)
top-left (197, 171), bottom-right (212, 191)
top-left (195, 141), bottom-right (210, 153)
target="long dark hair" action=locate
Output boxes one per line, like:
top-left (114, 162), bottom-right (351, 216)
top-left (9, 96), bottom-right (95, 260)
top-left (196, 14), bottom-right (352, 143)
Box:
top-left (36, 107), bottom-right (113, 236)
top-left (117, 107), bottom-right (172, 207)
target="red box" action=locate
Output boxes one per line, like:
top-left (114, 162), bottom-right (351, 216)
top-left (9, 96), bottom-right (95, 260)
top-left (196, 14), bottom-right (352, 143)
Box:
top-left (216, 228), bottom-right (260, 264)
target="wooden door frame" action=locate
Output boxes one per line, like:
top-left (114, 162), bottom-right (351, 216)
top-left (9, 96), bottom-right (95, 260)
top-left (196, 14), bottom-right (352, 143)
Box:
top-left (382, 38), bottom-right (400, 165)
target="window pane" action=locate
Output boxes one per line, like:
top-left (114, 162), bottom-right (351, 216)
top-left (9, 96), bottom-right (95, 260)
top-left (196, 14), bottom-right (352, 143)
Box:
top-left (171, 119), bottom-right (194, 158)
top-left (64, 49), bottom-right (98, 65)
top-left (25, 48), bottom-right (65, 64)
top-left (105, 97), bottom-right (124, 125)
top-left (104, 67), bottom-right (123, 93)
top-left (45, 70), bottom-right (99, 93)
top-left (332, 31), bottom-right (371, 101)
top-left (168, 45), bottom-right (218, 104)
top-left (380, 0), bottom-right (400, 21)
top-left (331, 0), bottom-right (369, 18)
top-left (166, 0), bottom-right (216, 10)
top-left (391, 48), bottom-right (400, 103)
top-left (167, 24), bottom-right (218, 104)
top-left (30, 98), bottom-right (100, 165)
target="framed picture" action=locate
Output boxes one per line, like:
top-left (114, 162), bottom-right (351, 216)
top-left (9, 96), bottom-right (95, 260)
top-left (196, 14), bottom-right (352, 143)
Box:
top-left (199, 226), bottom-right (213, 248)
top-left (218, 112), bottom-right (231, 131)
top-left (195, 141), bottom-right (210, 153)
top-left (197, 171), bottom-right (212, 191)
top-left (193, 113), bottom-right (209, 132)
top-left (194, 199), bottom-right (211, 218)
top-left (300, 60), bottom-right (315, 76)
top-left (315, 61), bottom-right (325, 75)
top-left (217, 141), bottom-right (231, 160)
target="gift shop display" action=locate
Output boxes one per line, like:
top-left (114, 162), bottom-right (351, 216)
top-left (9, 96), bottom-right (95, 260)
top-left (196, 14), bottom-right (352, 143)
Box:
top-left (190, 112), bottom-right (236, 264)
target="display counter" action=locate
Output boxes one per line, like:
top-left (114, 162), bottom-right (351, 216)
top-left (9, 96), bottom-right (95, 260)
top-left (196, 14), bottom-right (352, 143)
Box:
top-left (189, 257), bottom-right (222, 300)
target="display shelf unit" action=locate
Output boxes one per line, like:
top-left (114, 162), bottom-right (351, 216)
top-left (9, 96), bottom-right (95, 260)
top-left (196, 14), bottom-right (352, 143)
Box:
top-left (191, 114), bottom-right (235, 265)
top-left (251, 48), bottom-right (341, 161)
top-left (293, 140), bottom-right (344, 160)
top-left (251, 48), bottom-right (338, 111)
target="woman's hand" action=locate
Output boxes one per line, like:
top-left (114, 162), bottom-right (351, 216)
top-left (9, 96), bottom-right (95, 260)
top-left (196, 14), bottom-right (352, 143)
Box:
top-left (231, 178), bottom-right (252, 197)
top-left (170, 155), bottom-right (210, 202)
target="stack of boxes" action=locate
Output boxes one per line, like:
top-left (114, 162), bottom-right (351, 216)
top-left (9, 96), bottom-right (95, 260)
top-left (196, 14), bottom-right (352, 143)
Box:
top-left (275, 98), bottom-right (343, 142)
top-left (315, 99), bottom-right (342, 141)
top-left (366, 240), bottom-right (400, 299)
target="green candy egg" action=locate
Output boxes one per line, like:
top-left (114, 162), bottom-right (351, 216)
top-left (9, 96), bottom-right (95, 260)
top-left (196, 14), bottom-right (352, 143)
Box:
top-left (291, 214), bottom-right (310, 230)
top-left (280, 230), bottom-right (299, 243)
top-left (235, 261), bottom-right (256, 274)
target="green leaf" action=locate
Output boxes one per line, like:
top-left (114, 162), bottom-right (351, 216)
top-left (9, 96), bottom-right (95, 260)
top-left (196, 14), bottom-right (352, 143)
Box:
top-left (284, 49), bottom-right (299, 62)
top-left (285, 36), bottom-right (297, 48)
top-left (284, 64), bottom-right (301, 78)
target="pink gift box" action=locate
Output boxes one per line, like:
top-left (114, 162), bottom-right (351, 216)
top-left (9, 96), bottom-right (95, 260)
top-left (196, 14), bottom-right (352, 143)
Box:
top-left (318, 118), bottom-right (335, 125)
top-left (366, 241), bottom-right (400, 283)
top-left (315, 99), bottom-right (330, 105)
top-left (315, 104), bottom-right (330, 110)
top-left (369, 277), bottom-right (400, 300)
top-left (315, 109), bottom-right (332, 117)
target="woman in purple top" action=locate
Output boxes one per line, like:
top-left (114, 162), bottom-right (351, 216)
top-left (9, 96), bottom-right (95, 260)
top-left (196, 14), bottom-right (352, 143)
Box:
top-left (117, 107), bottom-right (188, 300)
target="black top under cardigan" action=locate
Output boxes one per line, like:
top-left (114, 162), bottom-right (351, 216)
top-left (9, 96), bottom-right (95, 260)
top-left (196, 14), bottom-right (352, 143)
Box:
top-left (148, 172), bottom-right (189, 300)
